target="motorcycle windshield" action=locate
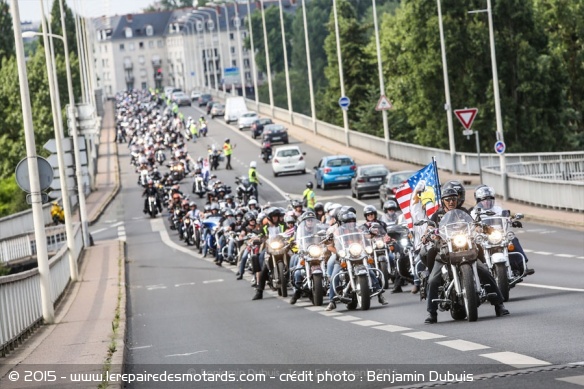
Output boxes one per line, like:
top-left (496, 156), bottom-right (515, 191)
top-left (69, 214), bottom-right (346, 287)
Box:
top-left (386, 224), bottom-right (409, 241)
top-left (438, 209), bottom-right (474, 241)
top-left (296, 219), bottom-right (327, 251)
top-left (482, 216), bottom-right (508, 232)
top-left (334, 222), bottom-right (369, 255)
top-left (202, 216), bottom-right (222, 230)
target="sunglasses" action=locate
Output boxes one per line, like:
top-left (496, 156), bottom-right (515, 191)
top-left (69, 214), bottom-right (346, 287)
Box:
top-left (444, 198), bottom-right (457, 203)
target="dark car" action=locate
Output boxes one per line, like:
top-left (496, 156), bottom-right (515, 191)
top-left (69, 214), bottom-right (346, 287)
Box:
top-left (350, 164), bottom-right (390, 199)
top-left (251, 118), bottom-right (274, 139)
top-left (262, 124), bottom-right (289, 145)
top-left (199, 94), bottom-right (212, 107)
top-left (378, 170), bottom-right (416, 207)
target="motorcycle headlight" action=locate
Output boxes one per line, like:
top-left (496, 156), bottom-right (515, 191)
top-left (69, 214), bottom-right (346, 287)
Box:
top-left (452, 234), bottom-right (468, 248)
top-left (349, 243), bottom-right (363, 257)
top-left (365, 246), bottom-right (373, 254)
top-left (400, 238), bottom-right (409, 247)
top-left (270, 240), bottom-right (284, 250)
top-left (308, 245), bottom-right (322, 258)
top-left (375, 240), bottom-right (385, 249)
top-left (488, 230), bottom-right (503, 244)
top-left (338, 250), bottom-right (346, 258)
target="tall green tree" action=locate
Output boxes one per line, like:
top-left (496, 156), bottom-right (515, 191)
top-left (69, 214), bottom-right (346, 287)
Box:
top-left (0, 0), bottom-right (15, 66)
top-left (45, 0), bottom-right (78, 58)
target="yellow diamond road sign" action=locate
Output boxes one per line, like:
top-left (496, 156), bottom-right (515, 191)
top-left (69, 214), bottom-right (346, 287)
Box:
top-left (375, 95), bottom-right (392, 111)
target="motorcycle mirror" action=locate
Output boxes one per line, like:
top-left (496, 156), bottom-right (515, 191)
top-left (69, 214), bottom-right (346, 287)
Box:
top-left (515, 213), bottom-right (524, 220)
top-left (485, 210), bottom-right (496, 216)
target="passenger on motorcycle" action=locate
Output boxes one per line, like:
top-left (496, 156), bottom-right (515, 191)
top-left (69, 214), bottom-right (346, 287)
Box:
top-left (216, 209), bottom-right (238, 266)
top-left (236, 213), bottom-right (262, 280)
top-left (252, 208), bottom-right (286, 300)
top-left (291, 200), bottom-right (304, 218)
top-left (423, 187), bottom-right (509, 324)
top-left (380, 200), bottom-right (402, 226)
top-left (314, 202), bottom-right (326, 223)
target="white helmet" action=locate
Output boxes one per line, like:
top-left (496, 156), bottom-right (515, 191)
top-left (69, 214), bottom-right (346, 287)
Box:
top-left (250, 161), bottom-right (257, 168)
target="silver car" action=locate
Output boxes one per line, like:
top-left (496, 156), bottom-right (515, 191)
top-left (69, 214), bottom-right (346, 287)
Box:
top-left (237, 112), bottom-right (259, 130)
top-left (210, 103), bottom-right (225, 119)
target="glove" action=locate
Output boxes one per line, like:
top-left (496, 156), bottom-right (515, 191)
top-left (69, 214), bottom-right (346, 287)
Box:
top-left (512, 221), bottom-right (523, 228)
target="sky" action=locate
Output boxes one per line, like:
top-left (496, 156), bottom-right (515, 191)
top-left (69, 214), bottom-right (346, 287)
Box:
top-left (16, 0), bottom-right (151, 23)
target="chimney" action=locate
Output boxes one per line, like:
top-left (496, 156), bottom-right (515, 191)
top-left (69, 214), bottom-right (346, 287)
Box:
top-left (126, 14), bottom-right (133, 23)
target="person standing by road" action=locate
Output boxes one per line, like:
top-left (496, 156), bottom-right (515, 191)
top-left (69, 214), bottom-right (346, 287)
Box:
top-left (248, 161), bottom-right (261, 199)
top-left (302, 181), bottom-right (316, 211)
top-left (223, 138), bottom-right (234, 170)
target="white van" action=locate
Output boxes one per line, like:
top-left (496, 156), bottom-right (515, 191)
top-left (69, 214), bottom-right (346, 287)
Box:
top-left (224, 96), bottom-right (248, 124)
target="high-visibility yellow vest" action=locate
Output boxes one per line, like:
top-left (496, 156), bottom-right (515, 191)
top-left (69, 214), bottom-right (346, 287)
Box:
top-left (303, 188), bottom-right (316, 209)
top-left (223, 143), bottom-right (232, 156)
top-left (249, 168), bottom-right (258, 184)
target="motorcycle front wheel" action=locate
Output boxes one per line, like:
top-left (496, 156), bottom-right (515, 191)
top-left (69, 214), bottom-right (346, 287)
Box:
top-left (278, 261), bottom-right (288, 298)
top-left (380, 261), bottom-right (390, 289)
top-left (312, 273), bottom-right (324, 306)
top-left (356, 274), bottom-right (371, 311)
top-left (460, 264), bottom-right (478, 322)
top-left (494, 263), bottom-right (510, 302)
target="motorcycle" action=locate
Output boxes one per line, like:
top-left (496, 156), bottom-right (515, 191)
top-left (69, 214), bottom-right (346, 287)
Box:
top-left (235, 176), bottom-right (254, 205)
top-left (265, 226), bottom-right (293, 297)
top-left (387, 223), bottom-right (416, 286)
top-left (421, 209), bottom-right (495, 322)
top-left (201, 216), bottom-right (222, 258)
top-left (292, 219), bottom-right (329, 306)
top-left (146, 196), bottom-right (159, 218)
top-left (332, 222), bottom-right (383, 311)
top-left (260, 140), bottom-right (272, 163)
top-left (155, 149), bottom-right (166, 166)
top-left (221, 230), bottom-right (240, 265)
top-left (368, 222), bottom-right (392, 289)
top-left (191, 174), bottom-right (207, 198)
top-left (210, 150), bottom-right (221, 170)
top-left (474, 209), bottom-right (526, 302)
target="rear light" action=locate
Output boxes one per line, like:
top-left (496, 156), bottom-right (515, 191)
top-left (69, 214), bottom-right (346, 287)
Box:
top-left (299, 156), bottom-right (304, 161)
top-left (324, 167), bottom-right (332, 174)
top-left (350, 165), bottom-right (357, 171)
top-left (273, 158), bottom-right (279, 163)
top-left (357, 178), bottom-right (365, 183)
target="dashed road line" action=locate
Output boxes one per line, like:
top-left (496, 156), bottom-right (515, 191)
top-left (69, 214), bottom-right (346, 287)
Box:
top-left (333, 315), bottom-right (361, 322)
top-left (402, 331), bottom-right (446, 340)
top-left (372, 324), bottom-right (411, 333)
top-left (479, 351), bottom-right (551, 368)
top-left (520, 283), bottom-right (584, 292)
top-left (352, 320), bottom-right (383, 327)
top-left (556, 375), bottom-right (584, 386)
top-left (118, 225), bottom-right (126, 242)
top-left (436, 339), bottom-right (490, 351)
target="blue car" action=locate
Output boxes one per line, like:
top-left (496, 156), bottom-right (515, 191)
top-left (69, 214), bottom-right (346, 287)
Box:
top-left (314, 155), bottom-right (357, 190)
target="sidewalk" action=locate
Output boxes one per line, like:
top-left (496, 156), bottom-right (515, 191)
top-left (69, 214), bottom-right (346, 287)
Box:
top-left (269, 115), bottom-right (584, 231)
top-left (0, 101), bottom-right (125, 388)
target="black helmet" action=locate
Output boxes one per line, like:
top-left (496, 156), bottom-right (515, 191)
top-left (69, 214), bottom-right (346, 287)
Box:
top-left (363, 205), bottom-right (378, 218)
top-left (441, 187), bottom-right (459, 200)
top-left (267, 207), bottom-right (280, 219)
top-left (306, 181), bottom-right (313, 189)
top-left (383, 200), bottom-right (398, 211)
top-left (313, 202), bottom-right (324, 213)
top-left (443, 180), bottom-right (465, 208)
top-left (298, 211), bottom-right (316, 223)
top-left (225, 138), bottom-right (230, 143)
top-left (244, 212), bottom-right (256, 222)
top-left (340, 211), bottom-right (357, 224)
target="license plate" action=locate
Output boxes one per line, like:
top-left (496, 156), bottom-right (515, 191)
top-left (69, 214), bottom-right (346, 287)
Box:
top-left (284, 165), bottom-right (295, 169)
top-left (336, 176), bottom-right (348, 181)
top-left (370, 177), bottom-right (382, 182)
top-left (272, 137), bottom-right (281, 141)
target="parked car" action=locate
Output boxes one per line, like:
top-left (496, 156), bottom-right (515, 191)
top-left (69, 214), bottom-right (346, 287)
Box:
top-left (172, 91), bottom-right (191, 106)
top-left (314, 155), bottom-right (356, 190)
top-left (199, 94), bottom-right (212, 107)
top-left (191, 90), bottom-right (202, 102)
top-left (378, 170), bottom-right (416, 207)
top-left (262, 124), bottom-right (289, 144)
top-left (210, 103), bottom-right (225, 119)
top-left (164, 86), bottom-right (178, 99)
top-left (251, 118), bottom-right (274, 139)
top-left (238, 112), bottom-right (259, 130)
top-left (350, 164), bottom-right (390, 199)
top-left (272, 145), bottom-right (306, 177)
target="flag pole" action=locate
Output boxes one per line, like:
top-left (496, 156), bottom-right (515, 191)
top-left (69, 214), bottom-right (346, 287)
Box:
top-left (432, 156), bottom-right (441, 203)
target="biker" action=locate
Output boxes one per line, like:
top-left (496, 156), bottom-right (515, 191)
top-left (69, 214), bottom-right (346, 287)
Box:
top-left (470, 185), bottom-right (534, 276)
top-left (380, 200), bottom-right (402, 226)
top-left (424, 187), bottom-right (509, 324)
top-left (252, 208), bottom-right (286, 300)
top-left (291, 200), bottom-right (304, 218)
top-left (302, 182), bottom-right (316, 210)
top-left (142, 180), bottom-right (162, 214)
top-left (314, 202), bottom-right (326, 223)
top-left (236, 213), bottom-right (262, 280)
top-left (216, 209), bottom-right (237, 266)
top-left (248, 161), bottom-right (261, 200)
top-left (289, 211), bottom-right (318, 305)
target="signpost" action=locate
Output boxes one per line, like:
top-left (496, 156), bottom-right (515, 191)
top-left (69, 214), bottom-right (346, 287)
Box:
top-left (224, 67), bottom-right (240, 86)
top-left (338, 96), bottom-right (350, 110)
top-left (375, 95), bottom-right (392, 111)
top-left (454, 108), bottom-right (478, 130)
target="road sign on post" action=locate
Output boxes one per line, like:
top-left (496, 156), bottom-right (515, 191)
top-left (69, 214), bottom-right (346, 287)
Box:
top-left (494, 141), bottom-right (506, 154)
top-left (454, 108), bottom-right (478, 130)
top-left (338, 96), bottom-right (350, 110)
top-left (375, 95), bottom-right (392, 111)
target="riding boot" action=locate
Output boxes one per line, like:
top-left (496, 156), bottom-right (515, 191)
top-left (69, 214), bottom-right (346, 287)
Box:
top-left (495, 303), bottom-right (510, 317)
top-left (252, 289), bottom-right (263, 300)
top-left (290, 290), bottom-right (301, 305)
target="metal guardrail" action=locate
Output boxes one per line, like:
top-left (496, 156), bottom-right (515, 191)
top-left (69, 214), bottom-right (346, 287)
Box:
top-left (0, 225), bottom-right (71, 264)
top-left (211, 90), bottom-right (584, 211)
top-left (0, 224), bottom-right (83, 356)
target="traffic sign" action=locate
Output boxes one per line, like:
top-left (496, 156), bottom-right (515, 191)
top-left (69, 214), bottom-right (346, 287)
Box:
top-left (494, 141), bottom-right (506, 154)
top-left (15, 157), bottom-right (54, 193)
top-left (375, 95), bottom-right (393, 111)
top-left (338, 96), bottom-right (350, 110)
top-left (454, 108), bottom-right (478, 130)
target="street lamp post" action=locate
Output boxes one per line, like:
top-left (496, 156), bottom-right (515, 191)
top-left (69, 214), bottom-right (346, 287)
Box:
top-left (232, 1), bottom-right (247, 98)
top-left (260, 0), bottom-right (274, 113)
top-left (9, 0), bottom-right (55, 324)
top-left (371, 0), bottom-right (390, 159)
top-left (277, 0), bottom-right (293, 123)
top-left (301, 0), bottom-right (316, 134)
top-left (332, 0), bottom-right (349, 147)
top-left (246, 0), bottom-right (259, 107)
top-left (203, 6), bottom-right (228, 94)
top-left (191, 14), bottom-right (210, 89)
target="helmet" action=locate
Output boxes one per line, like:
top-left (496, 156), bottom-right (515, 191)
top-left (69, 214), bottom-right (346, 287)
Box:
top-left (267, 207), bottom-right (280, 219)
top-left (306, 181), bottom-right (313, 189)
top-left (383, 200), bottom-right (398, 212)
top-left (284, 215), bottom-right (296, 225)
top-left (235, 209), bottom-right (244, 218)
top-left (298, 211), bottom-right (316, 223)
top-left (225, 138), bottom-right (230, 143)
top-left (197, 157), bottom-right (203, 163)
top-left (278, 207), bottom-right (287, 216)
top-left (363, 205), bottom-right (378, 218)
top-left (189, 201), bottom-right (196, 207)
top-left (340, 211), bottom-right (357, 224)
top-left (443, 180), bottom-right (465, 208)
top-left (314, 202), bottom-right (324, 213)
top-left (224, 194), bottom-right (233, 201)
top-left (210, 203), bottom-right (220, 211)
top-left (224, 209), bottom-right (234, 217)
top-left (250, 161), bottom-right (257, 168)
top-left (441, 187), bottom-right (459, 200)
top-left (474, 185), bottom-right (495, 202)
top-left (245, 212), bottom-right (256, 222)
top-left (292, 200), bottom-right (303, 209)
top-left (323, 202), bottom-right (333, 213)
top-left (204, 204), bottom-right (212, 212)
top-left (248, 198), bottom-right (258, 207)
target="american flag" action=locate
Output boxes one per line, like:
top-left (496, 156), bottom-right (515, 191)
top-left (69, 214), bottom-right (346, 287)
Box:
top-left (395, 161), bottom-right (441, 228)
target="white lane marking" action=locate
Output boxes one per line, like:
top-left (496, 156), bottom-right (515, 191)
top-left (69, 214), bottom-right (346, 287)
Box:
top-left (402, 331), bottom-right (446, 340)
top-left (436, 339), bottom-right (490, 351)
top-left (112, 221), bottom-right (124, 228)
top-left (129, 345), bottom-right (152, 350)
top-left (304, 306), bottom-right (325, 312)
top-left (165, 350), bottom-right (208, 357)
top-left (91, 227), bottom-right (108, 235)
top-left (319, 311), bottom-right (342, 317)
top-left (203, 279), bottom-right (224, 284)
top-left (519, 283), bottom-right (584, 292)
top-left (372, 324), bottom-right (411, 333)
top-left (557, 375), bottom-right (584, 386)
top-left (146, 284), bottom-right (166, 290)
top-left (352, 320), bottom-right (383, 327)
top-left (118, 225), bottom-right (126, 242)
top-left (556, 254), bottom-right (576, 258)
top-left (294, 302), bottom-right (312, 307)
top-left (175, 282), bottom-right (196, 287)
top-left (333, 315), bottom-right (361, 322)
top-left (480, 351), bottom-right (551, 368)
top-left (534, 251), bottom-right (552, 255)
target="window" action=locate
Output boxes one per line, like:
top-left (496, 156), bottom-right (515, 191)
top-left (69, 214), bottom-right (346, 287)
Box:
top-left (231, 47), bottom-right (235, 54)
top-left (139, 41), bottom-right (144, 49)
top-left (244, 59), bottom-right (250, 68)
top-left (149, 40), bottom-right (154, 48)
top-left (142, 82), bottom-right (147, 89)
top-left (245, 72), bottom-right (251, 80)
top-left (125, 27), bottom-right (132, 38)
top-left (119, 44), bottom-right (125, 51)
top-left (232, 60), bottom-right (237, 66)
top-left (145, 25), bottom-right (153, 36)
top-left (229, 33), bottom-right (234, 40)
top-left (139, 55), bottom-right (145, 64)
top-left (139, 68), bottom-right (147, 78)
top-left (157, 40), bottom-right (163, 48)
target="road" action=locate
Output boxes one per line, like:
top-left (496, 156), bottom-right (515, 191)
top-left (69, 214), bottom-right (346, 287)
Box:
top-left (89, 104), bottom-right (584, 388)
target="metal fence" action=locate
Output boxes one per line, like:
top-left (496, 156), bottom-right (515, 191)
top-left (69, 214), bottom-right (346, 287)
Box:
top-left (211, 90), bottom-right (584, 211)
top-left (0, 224), bottom-right (83, 356)
top-left (0, 225), bottom-right (70, 264)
